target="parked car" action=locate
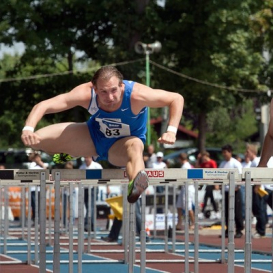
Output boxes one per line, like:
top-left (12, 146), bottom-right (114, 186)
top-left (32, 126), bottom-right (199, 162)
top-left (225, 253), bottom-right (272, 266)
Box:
top-left (163, 147), bottom-right (223, 168)
top-left (0, 148), bottom-right (52, 169)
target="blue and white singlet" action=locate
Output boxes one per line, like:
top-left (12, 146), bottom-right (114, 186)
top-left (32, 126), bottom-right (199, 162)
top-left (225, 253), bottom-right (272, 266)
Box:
top-left (86, 80), bottom-right (147, 160)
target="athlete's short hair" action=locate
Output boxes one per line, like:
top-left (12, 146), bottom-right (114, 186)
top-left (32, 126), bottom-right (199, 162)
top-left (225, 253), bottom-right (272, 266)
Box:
top-left (92, 66), bottom-right (123, 87)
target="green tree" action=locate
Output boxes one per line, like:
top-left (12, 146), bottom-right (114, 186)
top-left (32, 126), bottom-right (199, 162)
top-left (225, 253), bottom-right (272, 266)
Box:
top-left (206, 99), bottom-right (258, 151)
top-left (0, 0), bottom-right (270, 150)
top-left (153, 0), bottom-right (268, 151)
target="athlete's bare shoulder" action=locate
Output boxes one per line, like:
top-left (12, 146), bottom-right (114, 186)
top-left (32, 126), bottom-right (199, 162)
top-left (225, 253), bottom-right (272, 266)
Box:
top-left (130, 82), bottom-right (152, 114)
top-left (66, 81), bottom-right (94, 109)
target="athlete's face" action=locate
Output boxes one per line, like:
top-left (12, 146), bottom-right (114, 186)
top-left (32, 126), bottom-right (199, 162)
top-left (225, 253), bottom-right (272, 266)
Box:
top-left (94, 76), bottom-right (123, 110)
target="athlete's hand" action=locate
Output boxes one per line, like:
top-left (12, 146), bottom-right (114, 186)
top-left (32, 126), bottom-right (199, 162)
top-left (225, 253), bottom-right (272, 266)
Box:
top-left (158, 131), bottom-right (176, 145)
top-left (21, 130), bottom-right (41, 146)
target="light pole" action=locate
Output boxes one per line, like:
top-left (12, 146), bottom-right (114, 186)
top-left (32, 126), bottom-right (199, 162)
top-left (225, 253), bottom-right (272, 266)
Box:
top-left (134, 41), bottom-right (162, 145)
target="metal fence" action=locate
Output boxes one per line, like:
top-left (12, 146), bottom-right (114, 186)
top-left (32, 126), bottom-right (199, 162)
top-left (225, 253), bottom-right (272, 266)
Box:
top-left (0, 168), bottom-right (273, 273)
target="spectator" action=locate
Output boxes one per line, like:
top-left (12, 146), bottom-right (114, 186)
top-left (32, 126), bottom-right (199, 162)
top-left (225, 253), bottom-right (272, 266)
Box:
top-left (235, 154), bottom-right (243, 163)
top-left (199, 151), bottom-right (220, 220)
top-left (152, 151), bottom-right (167, 169)
top-left (262, 160), bottom-right (273, 228)
top-left (255, 99), bottom-right (273, 229)
top-left (240, 152), bottom-right (251, 220)
top-left (101, 197), bottom-right (150, 243)
top-left (241, 153), bottom-right (251, 168)
top-left (152, 151), bottom-right (167, 213)
top-left (144, 144), bottom-right (157, 168)
top-left (176, 153), bottom-right (195, 230)
top-left (246, 144), bottom-right (267, 238)
top-left (0, 165), bottom-right (5, 169)
top-left (62, 161), bottom-right (75, 227)
top-left (264, 185), bottom-right (273, 227)
top-left (219, 144), bottom-right (244, 238)
top-left (29, 153), bottom-right (46, 224)
top-left (79, 156), bottom-right (103, 232)
top-left (194, 152), bottom-right (202, 168)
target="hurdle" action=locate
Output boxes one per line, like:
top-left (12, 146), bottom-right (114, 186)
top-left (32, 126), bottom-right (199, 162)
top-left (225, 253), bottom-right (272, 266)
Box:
top-left (1, 168), bottom-right (273, 273)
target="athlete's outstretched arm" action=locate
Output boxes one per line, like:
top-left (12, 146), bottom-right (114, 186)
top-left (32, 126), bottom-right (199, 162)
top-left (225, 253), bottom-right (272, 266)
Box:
top-left (258, 98), bottom-right (273, 167)
top-left (21, 82), bottom-right (93, 146)
top-left (131, 83), bottom-right (184, 145)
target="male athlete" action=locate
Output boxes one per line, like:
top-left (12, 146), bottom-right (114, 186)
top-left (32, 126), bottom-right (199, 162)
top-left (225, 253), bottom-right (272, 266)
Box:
top-left (21, 66), bottom-right (184, 203)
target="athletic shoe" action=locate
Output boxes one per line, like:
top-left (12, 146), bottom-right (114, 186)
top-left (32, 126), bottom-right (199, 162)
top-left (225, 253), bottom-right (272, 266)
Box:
top-left (210, 211), bottom-right (217, 220)
top-left (127, 170), bottom-right (149, 203)
top-left (234, 232), bottom-right (243, 238)
top-left (198, 212), bottom-right (204, 219)
top-left (53, 153), bottom-right (76, 164)
top-left (101, 236), bottom-right (117, 243)
top-left (146, 237), bottom-right (151, 243)
top-left (215, 212), bottom-right (221, 219)
top-left (252, 232), bottom-right (265, 239)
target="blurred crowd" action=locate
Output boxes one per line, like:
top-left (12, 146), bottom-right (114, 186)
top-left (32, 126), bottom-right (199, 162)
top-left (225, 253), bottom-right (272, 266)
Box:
top-left (1, 143), bottom-right (272, 240)
top-left (143, 143), bottom-right (273, 239)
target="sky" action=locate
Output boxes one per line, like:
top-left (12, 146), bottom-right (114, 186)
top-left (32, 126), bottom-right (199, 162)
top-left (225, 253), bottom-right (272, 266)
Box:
top-left (0, 42), bottom-right (25, 58)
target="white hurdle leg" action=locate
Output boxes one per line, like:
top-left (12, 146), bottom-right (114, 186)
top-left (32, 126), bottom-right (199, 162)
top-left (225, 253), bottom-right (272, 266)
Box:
top-left (34, 186), bottom-right (39, 264)
top-left (228, 171), bottom-right (235, 273)
top-left (69, 183), bottom-right (74, 273)
top-left (194, 180), bottom-right (199, 273)
top-left (3, 186), bottom-right (9, 255)
top-left (128, 203), bottom-right (135, 273)
top-left (164, 185), bottom-right (169, 253)
top-left (140, 192), bottom-right (146, 273)
top-left (48, 184), bottom-right (53, 246)
top-left (244, 171), bottom-right (252, 273)
top-left (39, 171), bottom-right (47, 273)
top-left (153, 186), bottom-right (157, 238)
top-left (122, 185), bottom-right (129, 264)
top-left (122, 185), bottom-right (130, 264)
top-left (93, 186), bottom-right (97, 238)
top-left (271, 192), bottom-right (273, 272)
top-left (27, 185), bottom-right (31, 265)
top-left (53, 171), bottom-right (61, 273)
top-left (184, 182), bottom-right (189, 273)
top-left (78, 182), bottom-right (84, 273)
top-left (171, 186), bottom-right (176, 253)
top-left (87, 186), bottom-right (91, 251)
top-left (220, 182), bottom-right (226, 263)
top-left (0, 184), bottom-right (2, 237)
top-left (20, 186), bottom-right (26, 240)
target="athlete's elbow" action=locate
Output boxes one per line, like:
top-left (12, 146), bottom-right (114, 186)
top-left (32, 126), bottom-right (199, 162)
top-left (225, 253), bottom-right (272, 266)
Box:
top-left (34, 100), bottom-right (52, 115)
top-left (175, 93), bottom-right (184, 108)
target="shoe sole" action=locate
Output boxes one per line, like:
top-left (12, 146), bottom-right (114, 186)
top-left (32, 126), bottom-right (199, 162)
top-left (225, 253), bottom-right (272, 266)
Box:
top-left (127, 171), bottom-right (149, 203)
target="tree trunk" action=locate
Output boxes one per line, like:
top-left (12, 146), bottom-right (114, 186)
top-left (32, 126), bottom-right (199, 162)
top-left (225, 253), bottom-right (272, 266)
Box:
top-left (67, 49), bottom-right (80, 122)
top-left (197, 112), bottom-right (207, 152)
top-left (129, 0), bottom-right (150, 50)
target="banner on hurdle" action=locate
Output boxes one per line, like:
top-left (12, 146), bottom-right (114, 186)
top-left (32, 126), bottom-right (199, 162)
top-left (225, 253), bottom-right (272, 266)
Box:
top-left (2, 168), bottom-right (273, 183)
top-left (50, 168), bottom-right (240, 182)
top-left (2, 167), bottom-right (272, 186)
top-left (0, 168), bottom-right (242, 185)
top-left (0, 169), bottom-right (49, 183)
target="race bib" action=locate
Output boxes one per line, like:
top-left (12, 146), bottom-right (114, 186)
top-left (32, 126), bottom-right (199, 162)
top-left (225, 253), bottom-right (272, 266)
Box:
top-left (95, 118), bottom-right (131, 138)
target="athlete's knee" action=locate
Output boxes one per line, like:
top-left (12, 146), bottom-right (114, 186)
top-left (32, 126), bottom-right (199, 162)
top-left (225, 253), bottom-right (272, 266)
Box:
top-left (127, 139), bottom-right (144, 154)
